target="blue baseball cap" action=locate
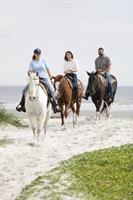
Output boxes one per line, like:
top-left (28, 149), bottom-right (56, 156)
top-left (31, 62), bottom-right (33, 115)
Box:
top-left (34, 48), bottom-right (41, 55)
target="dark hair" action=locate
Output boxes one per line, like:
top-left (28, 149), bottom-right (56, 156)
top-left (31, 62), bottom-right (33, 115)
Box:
top-left (64, 51), bottom-right (74, 61)
top-left (98, 47), bottom-right (104, 51)
top-left (32, 54), bottom-right (36, 60)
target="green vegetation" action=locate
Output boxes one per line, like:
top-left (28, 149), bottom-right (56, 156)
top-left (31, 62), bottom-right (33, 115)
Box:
top-left (0, 136), bottom-right (14, 147)
top-left (0, 106), bottom-right (25, 127)
top-left (16, 144), bottom-right (133, 200)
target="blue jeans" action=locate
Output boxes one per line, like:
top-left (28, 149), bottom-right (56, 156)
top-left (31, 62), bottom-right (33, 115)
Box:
top-left (22, 77), bottom-right (55, 97)
top-left (104, 72), bottom-right (113, 96)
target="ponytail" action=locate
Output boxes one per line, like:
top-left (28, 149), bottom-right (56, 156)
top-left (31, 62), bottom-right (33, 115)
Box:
top-left (32, 54), bottom-right (36, 60)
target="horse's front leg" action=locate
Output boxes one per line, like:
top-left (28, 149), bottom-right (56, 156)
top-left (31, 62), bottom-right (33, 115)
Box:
top-left (29, 117), bottom-right (36, 139)
top-left (36, 115), bottom-right (44, 142)
top-left (95, 98), bottom-right (103, 121)
top-left (63, 103), bottom-right (70, 129)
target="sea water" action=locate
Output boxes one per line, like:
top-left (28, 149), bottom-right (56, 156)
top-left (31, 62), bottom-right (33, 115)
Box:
top-left (0, 86), bottom-right (133, 112)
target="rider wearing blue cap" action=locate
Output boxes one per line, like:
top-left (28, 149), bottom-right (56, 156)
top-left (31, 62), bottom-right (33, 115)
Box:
top-left (16, 48), bottom-right (60, 113)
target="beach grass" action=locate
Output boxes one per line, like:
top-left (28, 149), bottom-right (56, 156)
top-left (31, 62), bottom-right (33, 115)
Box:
top-left (16, 144), bottom-right (133, 200)
top-left (0, 106), bottom-right (26, 127)
top-left (0, 136), bottom-right (14, 147)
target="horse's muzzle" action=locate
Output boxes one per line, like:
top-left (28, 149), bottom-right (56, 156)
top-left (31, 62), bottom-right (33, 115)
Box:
top-left (29, 96), bottom-right (36, 101)
top-left (89, 90), bottom-right (96, 96)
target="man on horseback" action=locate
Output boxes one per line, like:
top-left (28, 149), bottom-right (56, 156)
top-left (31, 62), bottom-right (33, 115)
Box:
top-left (83, 47), bottom-right (113, 101)
top-left (64, 51), bottom-right (79, 97)
top-left (16, 48), bottom-right (60, 113)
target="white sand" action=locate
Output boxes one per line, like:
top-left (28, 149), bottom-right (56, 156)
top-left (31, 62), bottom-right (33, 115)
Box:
top-left (0, 113), bottom-right (133, 200)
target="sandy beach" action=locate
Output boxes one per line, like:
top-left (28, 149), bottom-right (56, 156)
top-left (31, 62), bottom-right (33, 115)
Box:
top-left (0, 107), bottom-right (133, 200)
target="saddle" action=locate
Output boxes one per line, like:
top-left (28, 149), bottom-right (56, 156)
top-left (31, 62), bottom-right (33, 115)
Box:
top-left (65, 75), bottom-right (81, 90)
top-left (39, 81), bottom-right (51, 106)
top-left (99, 74), bottom-right (116, 88)
top-left (39, 80), bottom-right (49, 95)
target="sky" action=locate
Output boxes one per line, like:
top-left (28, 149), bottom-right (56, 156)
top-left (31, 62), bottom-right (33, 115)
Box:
top-left (0, 0), bottom-right (133, 86)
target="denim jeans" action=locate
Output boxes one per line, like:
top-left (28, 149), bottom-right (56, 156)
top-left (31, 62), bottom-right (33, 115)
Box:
top-left (66, 73), bottom-right (78, 89)
top-left (22, 77), bottom-right (55, 97)
top-left (104, 72), bottom-right (113, 96)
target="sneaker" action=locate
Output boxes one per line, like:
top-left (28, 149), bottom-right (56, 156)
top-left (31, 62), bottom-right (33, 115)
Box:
top-left (16, 104), bottom-right (26, 112)
top-left (53, 107), bottom-right (61, 113)
top-left (16, 104), bottom-right (22, 112)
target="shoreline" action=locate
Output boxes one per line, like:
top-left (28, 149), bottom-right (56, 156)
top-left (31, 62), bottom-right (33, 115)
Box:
top-left (4, 106), bottom-right (133, 120)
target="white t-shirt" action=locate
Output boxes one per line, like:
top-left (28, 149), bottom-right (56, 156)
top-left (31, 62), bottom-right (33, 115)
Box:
top-left (64, 59), bottom-right (79, 74)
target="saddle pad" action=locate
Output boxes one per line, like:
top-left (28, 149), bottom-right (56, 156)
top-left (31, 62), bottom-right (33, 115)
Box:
top-left (24, 83), bottom-right (48, 97)
top-left (99, 75), bottom-right (116, 87)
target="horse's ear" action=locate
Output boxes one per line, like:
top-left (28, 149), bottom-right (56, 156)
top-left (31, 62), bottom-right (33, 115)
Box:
top-left (52, 76), bottom-right (55, 79)
top-left (86, 71), bottom-right (91, 76)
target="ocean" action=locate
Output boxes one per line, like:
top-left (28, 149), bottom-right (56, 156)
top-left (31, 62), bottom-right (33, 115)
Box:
top-left (0, 86), bottom-right (133, 112)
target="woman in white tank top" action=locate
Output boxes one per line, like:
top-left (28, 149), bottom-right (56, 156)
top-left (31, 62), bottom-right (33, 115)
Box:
top-left (64, 51), bottom-right (79, 90)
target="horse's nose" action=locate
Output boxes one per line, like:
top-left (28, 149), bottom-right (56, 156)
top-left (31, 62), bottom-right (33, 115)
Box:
top-left (29, 96), bottom-right (36, 101)
top-left (90, 90), bottom-right (96, 95)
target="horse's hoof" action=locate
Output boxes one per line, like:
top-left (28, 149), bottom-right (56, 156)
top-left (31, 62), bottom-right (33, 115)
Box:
top-left (61, 126), bottom-right (66, 131)
top-left (73, 124), bottom-right (77, 128)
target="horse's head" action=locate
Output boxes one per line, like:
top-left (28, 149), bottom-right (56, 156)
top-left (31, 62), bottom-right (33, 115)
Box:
top-left (28, 71), bottom-right (40, 101)
top-left (86, 71), bottom-right (99, 95)
top-left (52, 75), bottom-right (64, 96)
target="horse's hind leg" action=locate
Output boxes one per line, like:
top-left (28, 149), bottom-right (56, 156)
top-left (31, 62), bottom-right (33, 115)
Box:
top-left (74, 100), bottom-right (82, 126)
top-left (71, 103), bottom-right (77, 127)
top-left (44, 105), bottom-right (52, 135)
top-left (106, 103), bottom-right (111, 119)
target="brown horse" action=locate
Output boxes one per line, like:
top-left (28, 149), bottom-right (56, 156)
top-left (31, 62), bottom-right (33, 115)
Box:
top-left (53, 75), bottom-right (84, 128)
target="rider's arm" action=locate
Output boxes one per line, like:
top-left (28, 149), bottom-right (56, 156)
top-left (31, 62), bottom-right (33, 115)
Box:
top-left (46, 67), bottom-right (53, 80)
top-left (45, 60), bottom-right (53, 80)
top-left (95, 59), bottom-right (101, 72)
top-left (104, 57), bottom-right (111, 72)
top-left (104, 64), bottom-right (111, 72)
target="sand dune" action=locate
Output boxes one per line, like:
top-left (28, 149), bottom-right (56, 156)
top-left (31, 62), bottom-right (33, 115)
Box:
top-left (0, 113), bottom-right (133, 200)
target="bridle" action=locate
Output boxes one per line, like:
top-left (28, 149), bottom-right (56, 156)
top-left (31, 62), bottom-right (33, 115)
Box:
top-left (28, 81), bottom-right (40, 102)
top-left (89, 74), bottom-right (100, 95)
top-left (54, 79), bottom-right (65, 99)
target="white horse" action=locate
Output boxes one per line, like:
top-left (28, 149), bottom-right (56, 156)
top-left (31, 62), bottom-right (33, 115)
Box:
top-left (25, 71), bottom-right (52, 141)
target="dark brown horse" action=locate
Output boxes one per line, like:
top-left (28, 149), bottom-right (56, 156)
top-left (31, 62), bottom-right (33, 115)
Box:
top-left (87, 71), bottom-right (117, 120)
top-left (53, 75), bottom-right (84, 128)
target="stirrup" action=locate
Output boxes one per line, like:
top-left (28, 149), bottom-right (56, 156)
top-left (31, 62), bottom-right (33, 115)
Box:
top-left (83, 95), bottom-right (89, 100)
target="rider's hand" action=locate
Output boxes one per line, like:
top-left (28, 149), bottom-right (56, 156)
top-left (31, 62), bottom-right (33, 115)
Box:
top-left (50, 78), bottom-right (54, 85)
top-left (100, 71), bottom-right (105, 75)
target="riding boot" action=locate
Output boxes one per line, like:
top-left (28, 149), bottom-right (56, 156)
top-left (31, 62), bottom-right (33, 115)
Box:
top-left (74, 88), bottom-right (79, 101)
top-left (83, 89), bottom-right (90, 100)
top-left (16, 94), bottom-right (26, 112)
top-left (50, 97), bottom-right (61, 113)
